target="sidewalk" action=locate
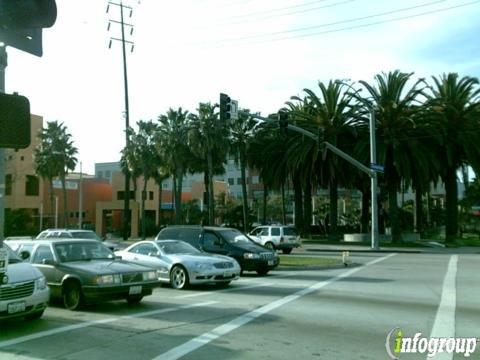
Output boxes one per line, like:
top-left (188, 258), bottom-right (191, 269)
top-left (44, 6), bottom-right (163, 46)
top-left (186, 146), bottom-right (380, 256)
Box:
top-left (298, 242), bottom-right (480, 254)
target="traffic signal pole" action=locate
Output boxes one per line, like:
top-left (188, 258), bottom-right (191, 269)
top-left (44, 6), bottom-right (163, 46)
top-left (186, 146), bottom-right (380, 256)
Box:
top-left (251, 112), bottom-right (380, 249)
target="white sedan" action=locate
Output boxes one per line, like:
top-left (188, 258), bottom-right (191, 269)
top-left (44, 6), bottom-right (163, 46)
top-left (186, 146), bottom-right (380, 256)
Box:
top-left (116, 240), bottom-right (241, 290)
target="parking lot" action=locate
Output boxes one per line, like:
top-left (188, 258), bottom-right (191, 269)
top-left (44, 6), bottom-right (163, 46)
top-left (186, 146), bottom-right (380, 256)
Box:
top-left (0, 251), bottom-right (479, 360)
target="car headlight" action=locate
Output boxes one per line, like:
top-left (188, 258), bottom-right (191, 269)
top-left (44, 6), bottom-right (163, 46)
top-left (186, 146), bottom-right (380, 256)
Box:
top-left (36, 276), bottom-right (47, 290)
top-left (194, 262), bottom-right (214, 270)
top-left (142, 271), bottom-right (157, 281)
top-left (96, 274), bottom-right (122, 285)
top-left (243, 253), bottom-right (260, 259)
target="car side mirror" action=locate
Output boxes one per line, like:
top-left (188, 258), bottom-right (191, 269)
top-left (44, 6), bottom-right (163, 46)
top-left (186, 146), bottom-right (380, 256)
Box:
top-left (42, 259), bottom-right (56, 266)
top-left (19, 250), bottom-right (30, 260)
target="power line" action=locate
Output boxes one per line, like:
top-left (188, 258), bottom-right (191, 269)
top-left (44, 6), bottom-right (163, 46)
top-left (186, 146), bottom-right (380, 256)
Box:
top-left (208, 0), bottom-right (476, 46)
top-left (228, 0), bottom-right (356, 25)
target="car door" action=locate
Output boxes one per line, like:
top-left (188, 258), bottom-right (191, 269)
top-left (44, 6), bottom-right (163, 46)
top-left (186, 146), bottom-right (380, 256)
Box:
top-left (124, 243), bottom-right (168, 280)
top-left (31, 244), bottom-right (62, 291)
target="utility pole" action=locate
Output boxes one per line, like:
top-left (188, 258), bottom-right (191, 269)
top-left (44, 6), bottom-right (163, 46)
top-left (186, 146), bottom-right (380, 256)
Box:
top-left (0, 45), bottom-right (7, 244)
top-left (107, 1), bottom-right (135, 240)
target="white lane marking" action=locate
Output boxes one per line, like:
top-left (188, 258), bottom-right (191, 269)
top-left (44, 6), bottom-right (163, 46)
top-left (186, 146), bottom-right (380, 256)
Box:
top-left (0, 301), bottom-right (217, 349)
top-left (153, 253), bottom-right (397, 360)
top-left (427, 255), bottom-right (458, 360)
top-left (174, 283), bottom-right (274, 299)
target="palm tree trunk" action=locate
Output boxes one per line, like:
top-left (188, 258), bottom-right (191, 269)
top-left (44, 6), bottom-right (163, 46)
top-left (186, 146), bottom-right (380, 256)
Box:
top-left (281, 182), bottom-right (286, 225)
top-left (303, 179), bottom-right (312, 235)
top-left (387, 180), bottom-right (401, 243)
top-left (175, 166), bottom-right (183, 224)
top-left (239, 150), bottom-right (248, 232)
top-left (444, 167), bottom-right (458, 243)
top-left (293, 170), bottom-right (303, 234)
top-left (48, 178), bottom-right (54, 228)
top-left (61, 173), bottom-right (68, 228)
top-left (141, 177), bottom-right (147, 239)
top-left (262, 185), bottom-right (268, 224)
top-left (329, 177), bottom-right (338, 240)
top-left (157, 182), bottom-right (163, 227)
top-left (203, 171), bottom-right (209, 224)
top-left (415, 188), bottom-right (423, 234)
top-left (172, 174), bottom-right (177, 224)
top-left (207, 151), bottom-right (215, 226)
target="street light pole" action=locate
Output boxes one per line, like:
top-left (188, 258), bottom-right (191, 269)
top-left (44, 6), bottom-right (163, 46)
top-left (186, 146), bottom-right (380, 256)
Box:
top-left (0, 46), bottom-right (6, 245)
top-left (78, 161), bottom-right (83, 229)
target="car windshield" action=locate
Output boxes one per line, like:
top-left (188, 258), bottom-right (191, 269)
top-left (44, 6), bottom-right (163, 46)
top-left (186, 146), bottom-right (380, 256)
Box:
top-left (54, 242), bottom-right (114, 262)
top-left (158, 241), bottom-right (200, 255)
top-left (220, 230), bottom-right (254, 245)
top-left (71, 231), bottom-right (102, 240)
top-left (2, 244), bottom-right (22, 264)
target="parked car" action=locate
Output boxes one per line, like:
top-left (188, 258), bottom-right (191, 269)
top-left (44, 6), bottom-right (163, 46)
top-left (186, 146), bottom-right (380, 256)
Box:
top-left (155, 226), bottom-right (279, 275)
top-left (116, 240), bottom-right (241, 289)
top-left (0, 243), bottom-right (49, 321)
top-left (248, 225), bottom-right (301, 254)
top-left (35, 229), bottom-right (119, 250)
top-left (6, 239), bottom-right (161, 310)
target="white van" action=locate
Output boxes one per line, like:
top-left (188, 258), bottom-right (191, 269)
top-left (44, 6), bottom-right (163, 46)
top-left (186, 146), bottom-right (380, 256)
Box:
top-left (0, 243), bottom-right (50, 320)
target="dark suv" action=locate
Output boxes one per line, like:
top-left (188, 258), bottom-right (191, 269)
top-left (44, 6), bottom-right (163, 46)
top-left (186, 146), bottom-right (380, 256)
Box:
top-left (155, 226), bottom-right (279, 275)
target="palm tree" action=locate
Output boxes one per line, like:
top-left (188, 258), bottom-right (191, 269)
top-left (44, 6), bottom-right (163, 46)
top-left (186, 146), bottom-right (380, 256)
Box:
top-left (426, 73), bottom-right (480, 242)
top-left (35, 121), bottom-right (77, 228)
top-left (156, 108), bottom-right (191, 224)
top-left (357, 70), bottom-right (426, 242)
top-left (288, 81), bottom-right (359, 238)
top-left (188, 103), bottom-right (228, 225)
top-left (229, 109), bottom-right (257, 231)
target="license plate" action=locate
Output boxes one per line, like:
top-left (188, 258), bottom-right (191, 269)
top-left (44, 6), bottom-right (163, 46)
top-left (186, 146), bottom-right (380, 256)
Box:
top-left (223, 271), bottom-right (232, 278)
top-left (268, 260), bottom-right (274, 266)
top-left (129, 285), bottom-right (142, 295)
top-left (8, 301), bottom-right (26, 314)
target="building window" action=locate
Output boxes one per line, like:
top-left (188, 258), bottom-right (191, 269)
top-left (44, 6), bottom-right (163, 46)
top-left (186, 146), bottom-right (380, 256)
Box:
top-left (98, 171), bottom-right (104, 178)
top-left (228, 178), bottom-right (234, 186)
top-left (237, 178), bottom-right (242, 185)
top-left (5, 174), bottom-right (12, 196)
top-left (117, 191), bottom-right (134, 200)
top-left (25, 175), bottom-right (39, 196)
top-left (252, 176), bottom-right (259, 184)
top-left (149, 191), bottom-right (154, 200)
top-left (20, 156), bottom-right (24, 161)
top-left (105, 170), bottom-right (111, 179)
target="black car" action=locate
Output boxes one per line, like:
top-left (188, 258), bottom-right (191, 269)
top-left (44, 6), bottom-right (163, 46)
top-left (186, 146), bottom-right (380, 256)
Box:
top-left (155, 226), bottom-right (279, 275)
top-left (7, 239), bottom-right (161, 310)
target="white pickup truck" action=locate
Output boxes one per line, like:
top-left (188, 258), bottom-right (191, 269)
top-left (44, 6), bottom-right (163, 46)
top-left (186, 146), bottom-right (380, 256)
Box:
top-left (0, 243), bottom-right (50, 320)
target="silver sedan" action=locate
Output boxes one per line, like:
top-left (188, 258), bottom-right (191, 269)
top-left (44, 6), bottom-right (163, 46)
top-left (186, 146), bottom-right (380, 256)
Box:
top-left (115, 240), bottom-right (241, 289)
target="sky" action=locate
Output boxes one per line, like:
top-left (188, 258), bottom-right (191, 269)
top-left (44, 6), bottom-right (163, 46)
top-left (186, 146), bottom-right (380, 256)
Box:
top-left (4, 0), bottom-right (480, 175)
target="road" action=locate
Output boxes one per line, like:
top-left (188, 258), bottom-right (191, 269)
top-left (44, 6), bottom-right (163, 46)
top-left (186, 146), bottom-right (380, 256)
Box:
top-left (0, 252), bottom-right (478, 360)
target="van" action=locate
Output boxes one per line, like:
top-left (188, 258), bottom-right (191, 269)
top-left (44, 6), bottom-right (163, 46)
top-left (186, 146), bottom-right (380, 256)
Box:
top-left (156, 226), bottom-right (279, 275)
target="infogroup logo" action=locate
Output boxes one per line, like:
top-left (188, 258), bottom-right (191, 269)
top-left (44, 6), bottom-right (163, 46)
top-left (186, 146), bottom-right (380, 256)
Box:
top-left (385, 328), bottom-right (478, 359)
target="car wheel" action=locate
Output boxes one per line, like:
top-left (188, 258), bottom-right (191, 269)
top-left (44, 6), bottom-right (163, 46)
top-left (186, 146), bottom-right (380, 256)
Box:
top-left (127, 295), bottom-right (143, 304)
top-left (282, 248), bottom-right (293, 254)
top-left (257, 268), bottom-right (269, 276)
top-left (63, 281), bottom-right (83, 310)
top-left (25, 310), bottom-right (44, 320)
top-left (170, 265), bottom-right (189, 290)
top-left (264, 242), bottom-right (275, 250)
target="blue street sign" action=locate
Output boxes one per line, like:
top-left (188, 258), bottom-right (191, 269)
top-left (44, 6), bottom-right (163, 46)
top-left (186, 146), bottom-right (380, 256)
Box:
top-left (370, 163), bottom-right (384, 173)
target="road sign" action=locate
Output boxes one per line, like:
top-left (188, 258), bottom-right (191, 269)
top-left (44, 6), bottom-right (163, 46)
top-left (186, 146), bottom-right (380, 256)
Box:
top-left (0, 246), bottom-right (8, 272)
top-left (370, 163), bottom-right (384, 173)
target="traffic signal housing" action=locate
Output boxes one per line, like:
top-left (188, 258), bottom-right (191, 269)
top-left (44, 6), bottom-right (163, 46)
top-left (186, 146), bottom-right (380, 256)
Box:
top-left (0, 0), bottom-right (57, 29)
top-left (0, 93), bottom-right (31, 149)
top-left (278, 110), bottom-right (288, 136)
top-left (219, 93), bottom-right (231, 122)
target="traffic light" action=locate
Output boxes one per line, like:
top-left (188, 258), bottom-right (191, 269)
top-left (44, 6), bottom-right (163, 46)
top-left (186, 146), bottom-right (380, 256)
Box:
top-left (219, 93), bottom-right (231, 122)
top-left (0, 0), bottom-right (57, 56)
top-left (278, 110), bottom-right (288, 136)
top-left (0, 93), bottom-right (31, 149)
top-left (0, 0), bottom-right (57, 29)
